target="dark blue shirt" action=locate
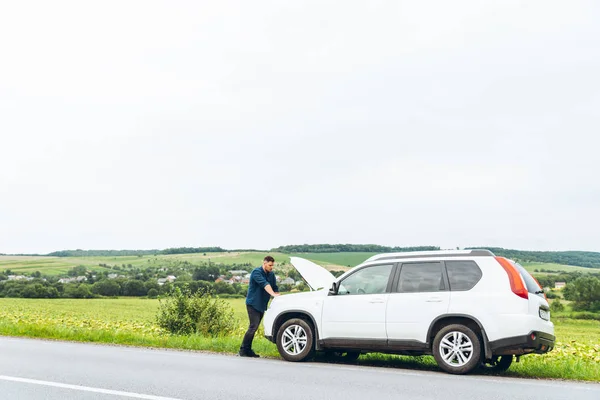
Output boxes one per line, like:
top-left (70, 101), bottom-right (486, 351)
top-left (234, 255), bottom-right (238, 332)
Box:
top-left (246, 267), bottom-right (278, 312)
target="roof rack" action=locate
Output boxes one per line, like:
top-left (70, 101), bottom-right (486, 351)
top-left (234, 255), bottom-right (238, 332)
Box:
top-left (365, 249), bottom-right (495, 263)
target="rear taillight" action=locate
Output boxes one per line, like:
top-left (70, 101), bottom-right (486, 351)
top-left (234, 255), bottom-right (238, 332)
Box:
top-left (495, 256), bottom-right (528, 299)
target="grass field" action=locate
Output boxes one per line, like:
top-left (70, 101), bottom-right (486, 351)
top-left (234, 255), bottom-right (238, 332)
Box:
top-left (298, 253), bottom-right (376, 269)
top-left (520, 262), bottom-right (597, 274)
top-left (3, 252), bottom-right (599, 277)
top-left (0, 297), bottom-right (597, 381)
top-left (0, 253), bottom-right (294, 276)
top-left (0, 256), bottom-right (114, 276)
top-left (0, 252), bottom-right (351, 276)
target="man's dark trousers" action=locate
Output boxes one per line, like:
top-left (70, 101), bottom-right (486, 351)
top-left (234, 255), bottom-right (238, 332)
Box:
top-left (241, 304), bottom-right (264, 352)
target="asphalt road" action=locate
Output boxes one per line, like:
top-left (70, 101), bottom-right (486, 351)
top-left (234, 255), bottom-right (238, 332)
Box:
top-left (0, 337), bottom-right (598, 400)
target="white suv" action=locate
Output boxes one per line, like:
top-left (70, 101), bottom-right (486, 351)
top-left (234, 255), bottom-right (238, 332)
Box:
top-left (263, 249), bottom-right (555, 374)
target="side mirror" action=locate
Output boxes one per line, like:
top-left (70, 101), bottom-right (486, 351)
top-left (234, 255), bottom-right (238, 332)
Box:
top-left (329, 281), bottom-right (338, 295)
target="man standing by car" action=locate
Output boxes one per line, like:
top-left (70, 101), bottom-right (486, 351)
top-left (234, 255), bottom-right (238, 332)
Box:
top-left (239, 255), bottom-right (280, 357)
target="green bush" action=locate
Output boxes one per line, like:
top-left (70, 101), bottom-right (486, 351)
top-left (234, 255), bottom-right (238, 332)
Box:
top-left (63, 284), bottom-right (94, 299)
top-left (122, 280), bottom-right (147, 296)
top-left (147, 288), bottom-right (159, 298)
top-left (92, 280), bottom-right (121, 297)
top-left (156, 287), bottom-right (237, 337)
top-left (550, 299), bottom-right (565, 312)
top-left (567, 311), bottom-right (600, 321)
top-left (563, 277), bottom-right (600, 312)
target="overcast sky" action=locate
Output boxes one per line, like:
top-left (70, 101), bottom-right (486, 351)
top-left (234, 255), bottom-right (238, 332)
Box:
top-left (1, 1), bottom-right (599, 254)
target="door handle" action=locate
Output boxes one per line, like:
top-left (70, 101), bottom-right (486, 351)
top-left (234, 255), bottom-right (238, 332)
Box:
top-left (426, 297), bottom-right (443, 302)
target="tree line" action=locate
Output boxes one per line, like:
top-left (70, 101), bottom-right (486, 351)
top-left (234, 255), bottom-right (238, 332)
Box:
top-left (0, 276), bottom-right (247, 299)
top-left (534, 271), bottom-right (600, 288)
top-left (4, 245), bottom-right (598, 270)
top-left (45, 247), bottom-right (232, 257)
top-left (470, 247), bottom-right (600, 269)
top-left (271, 244), bottom-right (441, 253)
top-left (47, 249), bottom-right (160, 257)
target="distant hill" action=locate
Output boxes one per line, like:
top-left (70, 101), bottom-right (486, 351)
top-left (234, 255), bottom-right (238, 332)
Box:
top-left (46, 247), bottom-right (229, 257)
top-left (276, 244), bottom-right (600, 270)
top-left (47, 249), bottom-right (160, 257)
top-left (469, 247), bottom-right (600, 269)
top-left (274, 244), bottom-right (600, 270)
top-left (272, 244), bottom-right (440, 253)
top-left (4, 243), bottom-right (599, 270)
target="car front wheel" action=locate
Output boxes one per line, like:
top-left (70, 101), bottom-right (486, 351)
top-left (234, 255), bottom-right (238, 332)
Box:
top-left (432, 324), bottom-right (482, 374)
top-left (276, 318), bottom-right (315, 362)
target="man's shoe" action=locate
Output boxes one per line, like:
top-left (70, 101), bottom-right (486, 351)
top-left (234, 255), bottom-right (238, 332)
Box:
top-left (247, 350), bottom-right (260, 358)
top-left (239, 349), bottom-right (259, 358)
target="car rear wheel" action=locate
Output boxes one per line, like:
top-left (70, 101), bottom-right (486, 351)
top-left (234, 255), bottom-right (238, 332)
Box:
top-left (276, 318), bottom-right (314, 362)
top-left (432, 324), bottom-right (482, 374)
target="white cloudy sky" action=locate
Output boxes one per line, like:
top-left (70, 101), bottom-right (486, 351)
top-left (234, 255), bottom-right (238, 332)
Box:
top-left (1, 1), bottom-right (599, 254)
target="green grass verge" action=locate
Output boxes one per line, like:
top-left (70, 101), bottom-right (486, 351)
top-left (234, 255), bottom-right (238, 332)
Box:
top-left (0, 298), bottom-right (598, 381)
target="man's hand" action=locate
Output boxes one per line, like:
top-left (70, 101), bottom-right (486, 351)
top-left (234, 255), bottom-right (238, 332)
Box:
top-left (264, 284), bottom-right (280, 297)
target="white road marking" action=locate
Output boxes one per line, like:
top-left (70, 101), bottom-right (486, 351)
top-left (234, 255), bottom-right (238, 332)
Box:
top-left (0, 375), bottom-right (184, 400)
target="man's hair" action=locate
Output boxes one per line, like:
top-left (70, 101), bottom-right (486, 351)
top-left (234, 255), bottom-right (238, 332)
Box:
top-left (264, 256), bottom-right (275, 263)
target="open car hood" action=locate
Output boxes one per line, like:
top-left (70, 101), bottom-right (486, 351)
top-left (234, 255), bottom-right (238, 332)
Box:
top-left (289, 257), bottom-right (336, 291)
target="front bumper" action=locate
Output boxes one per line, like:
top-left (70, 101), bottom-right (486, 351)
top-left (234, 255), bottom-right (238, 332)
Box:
top-left (490, 330), bottom-right (555, 355)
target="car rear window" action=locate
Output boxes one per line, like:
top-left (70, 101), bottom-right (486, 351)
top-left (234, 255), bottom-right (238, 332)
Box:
top-left (513, 262), bottom-right (545, 299)
top-left (445, 260), bottom-right (482, 291)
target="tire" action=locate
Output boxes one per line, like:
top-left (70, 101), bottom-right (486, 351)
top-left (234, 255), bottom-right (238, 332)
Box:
top-left (324, 351), bottom-right (361, 362)
top-left (432, 324), bottom-right (482, 374)
top-left (482, 355), bottom-right (513, 372)
top-left (276, 318), bottom-right (315, 362)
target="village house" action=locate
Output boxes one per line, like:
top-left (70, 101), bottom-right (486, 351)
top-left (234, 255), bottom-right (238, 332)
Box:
top-left (280, 277), bottom-right (295, 285)
top-left (7, 275), bottom-right (31, 281)
top-left (157, 275), bottom-right (177, 285)
top-left (58, 276), bottom-right (87, 284)
top-left (215, 275), bottom-right (236, 284)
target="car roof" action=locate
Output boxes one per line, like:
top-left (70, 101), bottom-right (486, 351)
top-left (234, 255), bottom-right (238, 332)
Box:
top-left (364, 249), bottom-right (495, 263)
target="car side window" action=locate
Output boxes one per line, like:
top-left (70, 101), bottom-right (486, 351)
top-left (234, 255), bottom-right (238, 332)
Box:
top-left (337, 264), bottom-right (393, 295)
top-left (445, 260), bottom-right (482, 291)
top-left (396, 262), bottom-right (445, 293)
